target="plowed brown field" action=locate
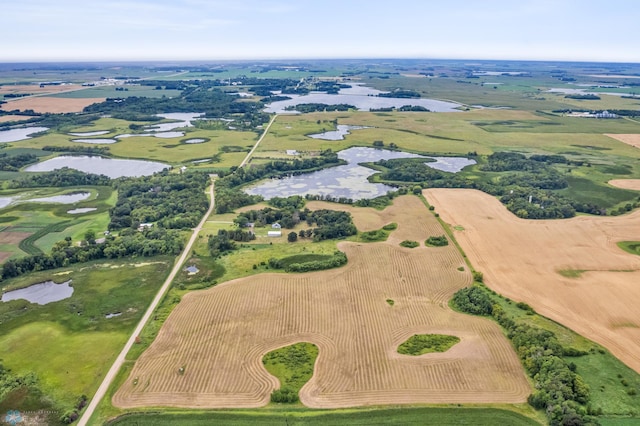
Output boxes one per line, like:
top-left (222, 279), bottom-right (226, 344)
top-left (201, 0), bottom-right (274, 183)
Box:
top-left (609, 179), bottom-right (640, 191)
top-left (1, 96), bottom-right (104, 113)
top-left (425, 188), bottom-right (640, 373)
top-left (605, 134), bottom-right (640, 149)
top-left (113, 196), bottom-right (529, 409)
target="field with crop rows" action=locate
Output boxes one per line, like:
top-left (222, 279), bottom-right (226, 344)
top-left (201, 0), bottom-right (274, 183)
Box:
top-left (114, 196), bottom-right (529, 409)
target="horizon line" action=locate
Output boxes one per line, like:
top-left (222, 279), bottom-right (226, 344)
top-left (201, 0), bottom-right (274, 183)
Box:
top-left (1, 56), bottom-right (640, 66)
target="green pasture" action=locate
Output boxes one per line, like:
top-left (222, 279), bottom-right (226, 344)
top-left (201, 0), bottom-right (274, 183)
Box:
top-left (13, 115), bottom-right (258, 166)
top-left (256, 110), bottom-right (640, 165)
top-left (0, 258), bottom-right (172, 411)
top-left (49, 85), bottom-right (182, 99)
top-left (103, 406), bottom-right (542, 426)
top-left (0, 186), bottom-right (114, 257)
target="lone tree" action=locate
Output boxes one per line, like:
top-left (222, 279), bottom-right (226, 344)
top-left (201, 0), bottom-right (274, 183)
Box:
top-left (287, 231), bottom-right (298, 243)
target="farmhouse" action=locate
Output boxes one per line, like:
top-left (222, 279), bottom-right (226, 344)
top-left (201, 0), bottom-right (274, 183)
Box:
top-left (271, 223), bottom-right (282, 229)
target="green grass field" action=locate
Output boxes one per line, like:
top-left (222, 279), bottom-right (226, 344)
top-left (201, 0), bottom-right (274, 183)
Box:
top-left (49, 85), bottom-right (183, 99)
top-left (0, 258), bottom-right (172, 413)
top-left (104, 407), bottom-right (542, 426)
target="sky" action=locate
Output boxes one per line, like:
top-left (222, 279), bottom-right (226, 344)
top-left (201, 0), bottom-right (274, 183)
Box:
top-left (2, 0), bottom-right (639, 63)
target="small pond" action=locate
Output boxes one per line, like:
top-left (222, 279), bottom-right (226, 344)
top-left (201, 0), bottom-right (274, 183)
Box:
top-left (308, 125), bottom-right (371, 141)
top-left (185, 265), bottom-right (199, 274)
top-left (1, 280), bottom-right (73, 305)
top-left (24, 156), bottom-right (168, 178)
top-left (67, 207), bottom-right (97, 214)
top-left (105, 312), bottom-right (122, 319)
top-left (148, 112), bottom-right (204, 132)
top-left (30, 192), bottom-right (91, 204)
top-left (0, 197), bottom-right (15, 208)
top-left (184, 138), bottom-right (206, 144)
top-left (264, 84), bottom-right (460, 114)
top-left (153, 131), bottom-right (184, 138)
top-left (246, 147), bottom-right (475, 200)
top-left (68, 130), bottom-right (110, 136)
top-left (425, 157), bottom-right (476, 173)
top-left (0, 127), bottom-right (49, 143)
top-left (71, 138), bottom-right (118, 144)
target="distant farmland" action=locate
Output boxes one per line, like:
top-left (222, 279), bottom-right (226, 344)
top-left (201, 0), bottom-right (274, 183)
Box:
top-left (113, 196), bottom-right (530, 409)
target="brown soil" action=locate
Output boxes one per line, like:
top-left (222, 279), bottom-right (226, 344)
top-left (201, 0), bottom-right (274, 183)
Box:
top-left (1, 96), bottom-right (105, 113)
top-left (425, 188), bottom-right (640, 373)
top-left (0, 84), bottom-right (84, 95)
top-left (609, 179), bottom-right (640, 191)
top-left (605, 134), bottom-right (640, 149)
top-left (0, 231), bottom-right (32, 245)
top-left (113, 196), bottom-right (529, 409)
top-left (0, 115), bottom-right (32, 123)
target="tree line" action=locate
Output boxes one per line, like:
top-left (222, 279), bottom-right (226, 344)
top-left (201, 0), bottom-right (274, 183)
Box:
top-left (452, 286), bottom-right (598, 425)
top-left (373, 152), bottom-right (606, 219)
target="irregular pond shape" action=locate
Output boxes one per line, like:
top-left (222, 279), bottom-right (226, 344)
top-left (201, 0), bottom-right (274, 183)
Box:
top-left (24, 155), bottom-right (168, 178)
top-left (29, 192), bottom-right (91, 204)
top-left (264, 84), bottom-right (460, 114)
top-left (183, 138), bottom-right (206, 144)
top-left (67, 207), bottom-right (97, 214)
top-left (105, 312), bottom-right (122, 319)
top-left (245, 147), bottom-right (424, 200)
top-left (68, 130), bottom-right (110, 136)
top-left (0, 127), bottom-right (49, 143)
top-left (308, 125), bottom-right (371, 140)
top-left (246, 147), bottom-right (475, 200)
top-left (1, 280), bottom-right (73, 305)
top-left (425, 157), bottom-right (476, 173)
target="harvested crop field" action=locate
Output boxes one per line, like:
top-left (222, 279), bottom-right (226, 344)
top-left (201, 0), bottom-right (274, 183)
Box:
top-left (605, 133), bottom-right (640, 149)
top-left (609, 179), bottom-right (640, 191)
top-left (0, 84), bottom-right (83, 95)
top-left (114, 196), bottom-right (529, 409)
top-left (0, 231), bottom-right (31, 245)
top-left (1, 96), bottom-right (105, 113)
top-left (0, 115), bottom-right (32, 123)
top-left (425, 188), bottom-right (640, 373)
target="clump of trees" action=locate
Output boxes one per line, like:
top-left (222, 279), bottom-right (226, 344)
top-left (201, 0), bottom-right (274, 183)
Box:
top-left (451, 287), bottom-right (493, 315)
top-left (7, 167), bottom-right (111, 188)
top-left (207, 229), bottom-right (255, 258)
top-left (42, 145), bottom-right (110, 156)
top-left (1, 228), bottom-right (185, 280)
top-left (0, 153), bottom-right (38, 171)
top-left (237, 207), bottom-right (356, 241)
top-left (426, 235), bottom-right (448, 246)
top-left (399, 240), bottom-right (419, 248)
top-left (109, 171), bottom-right (209, 230)
top-left (284, 103), bottom-right (355, 112)
top-left (452, 286), bottom-right (598, 425)
top-left (372, 151), bottom-right (607, 219)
